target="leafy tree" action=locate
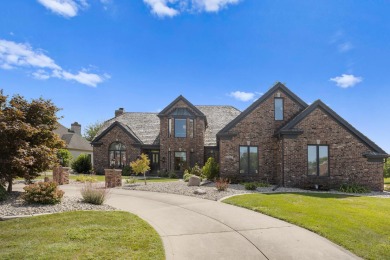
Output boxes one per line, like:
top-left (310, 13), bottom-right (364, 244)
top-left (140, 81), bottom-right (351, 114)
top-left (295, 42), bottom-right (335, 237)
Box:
top-left (0, 90), bottom-right (65, 192)
top-left (130, 154), bottom-right (150, 185)
top-left (202, 157), bottom-right (219, 180)
top-left (83, 121), bottom-right (104, 141)
top-left (384, 159), bottom-right (390, 178)
top-left (71, 154), bottom-right (92, 174)
top-left (57, 149), bottom-right (73, 167)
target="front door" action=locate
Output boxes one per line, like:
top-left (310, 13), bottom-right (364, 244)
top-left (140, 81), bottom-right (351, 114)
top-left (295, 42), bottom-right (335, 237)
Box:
top-left (150, 151), bottom-right (160, 173)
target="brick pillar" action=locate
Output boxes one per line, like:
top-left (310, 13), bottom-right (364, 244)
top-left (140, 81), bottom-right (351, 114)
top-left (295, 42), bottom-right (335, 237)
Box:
top-left (53, 166), bottom-right (70, 185)
top-left (105, 169), bottom-right (122, 188)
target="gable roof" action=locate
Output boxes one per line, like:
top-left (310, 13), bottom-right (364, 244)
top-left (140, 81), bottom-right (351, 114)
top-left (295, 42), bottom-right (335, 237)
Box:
top-left (217, 82), bottom-right (308, 135)
top-left (93, 113), bottom-right (160, 145)
top-left (93, 106), bottom-right (240, 147)
top-left (278, 100), bottom-right (388, 155)
top-left (53, 123), bottom-right (92, 152)
top-left (158, 95), bottom-right (206, 118)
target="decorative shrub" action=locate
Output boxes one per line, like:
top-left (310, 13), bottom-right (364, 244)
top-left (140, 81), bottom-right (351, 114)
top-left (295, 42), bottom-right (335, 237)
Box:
top-left (125, 176), bottom-right (137, 184)
top-left (75, 175), bottom-right (97, 183)
top-left (255, 182), bottom-right (270, 187)
top-left (244, 183), bottom-right (257, 190)
top-left (215, 178), bottom-right (230, 191)
top-left (158, 170), bottom-right (169, 178)
top-left (71, 154), bottom-right (92, 174)
top-left (202, 157), bottom-right (219, 180)
top-left (23, 181), bottom-right (64, 204)
top-left (339, 183), bottom-right (370, 193)
top-left (183, 170), bottom-right (194, 182)
top-left (122, 166), bottom-right (133, 176)
top-left (168, 171), bottom-right (177, 179)
top-left (190, 164), bottom-right (203, 177)
top-left (81, 183), bottom-right (109, 205)
top-left (0, 185), bottom-right (7, 201)
top-left (57, 149), bottom-right (73, 167)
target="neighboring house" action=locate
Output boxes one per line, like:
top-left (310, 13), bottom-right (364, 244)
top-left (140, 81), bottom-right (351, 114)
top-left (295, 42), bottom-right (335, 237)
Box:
top-left (54, 122), bottom-right (93, 165)
top-left (92, 83), bottom-right (388, 190)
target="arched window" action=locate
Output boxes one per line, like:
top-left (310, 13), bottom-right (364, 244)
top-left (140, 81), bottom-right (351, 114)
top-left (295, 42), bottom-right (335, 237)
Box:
top-left (109, 142), bottom-right (126, 168)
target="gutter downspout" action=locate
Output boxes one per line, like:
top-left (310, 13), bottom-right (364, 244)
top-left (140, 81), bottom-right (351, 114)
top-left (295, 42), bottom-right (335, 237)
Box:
top-left (282, 137), bottom-right (285, 187)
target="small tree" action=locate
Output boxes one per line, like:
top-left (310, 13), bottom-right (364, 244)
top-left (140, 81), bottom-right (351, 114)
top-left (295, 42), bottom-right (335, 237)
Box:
top-left (83, 121), bottom-right (104, 142)
top-left (202, 157), bottom-right (219, 180)
top-left (0, 90), bottom-right (65, 192)
top-left (130, 154), bottom-right (150, 185)
top-left (72, 154), bottom-right (92, 174)
top-left (57, 149), bottom-right (73, 167)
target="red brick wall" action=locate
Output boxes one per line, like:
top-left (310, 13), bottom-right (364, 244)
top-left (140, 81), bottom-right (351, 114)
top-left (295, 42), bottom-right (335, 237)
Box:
top-left (93, 125), bottom-right (141, 173)
top-left (283, 108), bottom-right (384, 191)
top-left (219, 90), bottom-right (305, 182)
top-left (159, 100), bottom-right (205, 173)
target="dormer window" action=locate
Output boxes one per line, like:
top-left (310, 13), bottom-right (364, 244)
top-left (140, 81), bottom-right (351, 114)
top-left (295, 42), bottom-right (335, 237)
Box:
top-left (274, 98), bottom-right (284, 120)
top-left (174, 118), bottom-right (187, 138)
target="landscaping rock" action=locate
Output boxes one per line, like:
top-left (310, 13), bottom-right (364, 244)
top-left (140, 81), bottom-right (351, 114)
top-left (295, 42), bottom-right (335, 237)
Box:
top-left (188, 176), bottom-right (201, 186)
top-left (194, 188), bottom-right (206, 195)
top-left (200, 180), bottom-right (212, 186)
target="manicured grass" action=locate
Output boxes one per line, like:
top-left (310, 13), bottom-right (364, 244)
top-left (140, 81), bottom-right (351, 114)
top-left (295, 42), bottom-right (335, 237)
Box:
top-left (0, 211), bottom-right (164, 260)
top-left (223, 193), bottom-right (390, 260)
top-left (385, 177), bottom-right (390, 184)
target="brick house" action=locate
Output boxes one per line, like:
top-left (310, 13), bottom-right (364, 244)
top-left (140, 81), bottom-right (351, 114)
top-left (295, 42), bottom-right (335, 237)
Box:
top-left (92, 83), bottom-right (388, 191)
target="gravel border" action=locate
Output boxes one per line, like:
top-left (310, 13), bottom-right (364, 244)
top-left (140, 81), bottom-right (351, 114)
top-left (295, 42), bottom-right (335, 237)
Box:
top-left (0, 192), bottom-right (115, 218)
top-left (121, 180), bottom-right (390, 201)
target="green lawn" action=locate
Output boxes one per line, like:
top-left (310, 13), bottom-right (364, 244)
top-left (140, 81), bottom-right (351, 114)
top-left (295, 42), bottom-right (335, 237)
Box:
top-left (0, 211), bottom-right (164, 260)
top-left (385, 178), bottom-right (390, 191)
top-left (223, 193), bottom-right (390, 260)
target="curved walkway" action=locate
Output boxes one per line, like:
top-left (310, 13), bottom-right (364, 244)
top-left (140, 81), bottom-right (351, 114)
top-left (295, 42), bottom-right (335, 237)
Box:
top-left (61, 184), bottom-right (359, 260)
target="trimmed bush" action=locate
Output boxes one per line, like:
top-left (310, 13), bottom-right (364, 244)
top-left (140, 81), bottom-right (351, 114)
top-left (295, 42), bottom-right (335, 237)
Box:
top-left (183, 170), bottom-right (194, 182)
top-left (57, 149), bottom-right (73, 167)
top-left (23, 182), bottom-right (64, 204)
top-left (244, 183), bottom-right (257, 190)
top-left (122, 166), bottom-right (133, 176)
top-left (71, 154), bottom-right (92, 174)
top-left (202, 157), bottom-right (219, 180)
top-left (0, 185), bottom-right (7, 201)
top-left (339, 183), bottom-right (370, 193)
top-left (190, 164), bottom-right (203, 177)
top-left (81, 183), bottom-right (109, 205)
top-left (168, 171), bottom-right (177, 179)
top-left (215, 178), bottom-right (230, 191)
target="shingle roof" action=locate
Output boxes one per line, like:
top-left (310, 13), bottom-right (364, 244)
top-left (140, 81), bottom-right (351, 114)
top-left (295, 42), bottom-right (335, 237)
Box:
top-left (197, 106), bottom-right (241, 146)
top-left (53, 124), bottom-right (93, 152)
top-left (94, 106), bottom-right (241, 146)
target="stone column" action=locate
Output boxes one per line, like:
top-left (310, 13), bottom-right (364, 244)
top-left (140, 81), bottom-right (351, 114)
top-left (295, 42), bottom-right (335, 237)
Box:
top-left (105, 169), bottom-right (122, 188)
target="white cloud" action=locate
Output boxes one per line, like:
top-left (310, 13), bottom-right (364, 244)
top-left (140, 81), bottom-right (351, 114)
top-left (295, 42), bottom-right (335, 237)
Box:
top-left (37, 0), bottom-right (88, 17)
top-left (143, 0), bottom-right (240, 17)
top-left (0, 39), bottom-right (108, 87)
top-left (229, 91), bottom-right (255, 102)
top-left (330, 74), bottom-right (363, 88)
top-left (338, 42), bottom-right (353, 53)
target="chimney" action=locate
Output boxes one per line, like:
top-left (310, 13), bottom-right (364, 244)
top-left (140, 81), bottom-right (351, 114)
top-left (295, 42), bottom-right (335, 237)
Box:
top-left (115, 107), bottom-right (124, 117)
top-left (71, 122), bottom-right (81, 135)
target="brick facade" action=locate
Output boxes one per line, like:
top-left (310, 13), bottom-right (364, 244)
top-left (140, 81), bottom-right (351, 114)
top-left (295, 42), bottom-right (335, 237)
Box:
top-left (93, 125), bottom-right (141, 174)
top-left (219, 90), bottom-right (305, 183)
top-left (92, 83), bottom-right (387, 191)
top-left (282, 108), bottom-right (384, 190)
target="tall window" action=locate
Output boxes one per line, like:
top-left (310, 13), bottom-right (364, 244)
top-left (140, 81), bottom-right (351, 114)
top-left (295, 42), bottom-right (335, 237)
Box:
top-left (239, 146), bottom-right (258, 174)
top-left (109, 142), bottom-right (126, 168)
top-left (174, 152), bottom-right (187, 171)
top-left (308, 145), bottom-right (329, 176)
top-left (189, 119), bottom-right (194, 138)
top-left (274, 98), bottom-right (284, 120)
top-left (175, 118), bottom-right (187, 138)
top-left (168, 118), bottom-right (172, 137)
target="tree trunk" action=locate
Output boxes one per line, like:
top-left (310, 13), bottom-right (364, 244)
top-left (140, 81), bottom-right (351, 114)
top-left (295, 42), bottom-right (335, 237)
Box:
top-left (7, 177), bottom-right (12, 193)
top-left (144, 172), bottom-right (146, 185)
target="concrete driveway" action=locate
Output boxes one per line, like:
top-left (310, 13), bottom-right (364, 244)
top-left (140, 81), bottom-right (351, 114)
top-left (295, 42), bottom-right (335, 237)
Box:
top-left (61, 184), bottom-right (358, 260)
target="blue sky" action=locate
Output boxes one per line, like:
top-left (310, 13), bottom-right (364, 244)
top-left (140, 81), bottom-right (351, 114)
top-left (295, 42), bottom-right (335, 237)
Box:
top-left (0, 0), bottom-right (389, 152)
